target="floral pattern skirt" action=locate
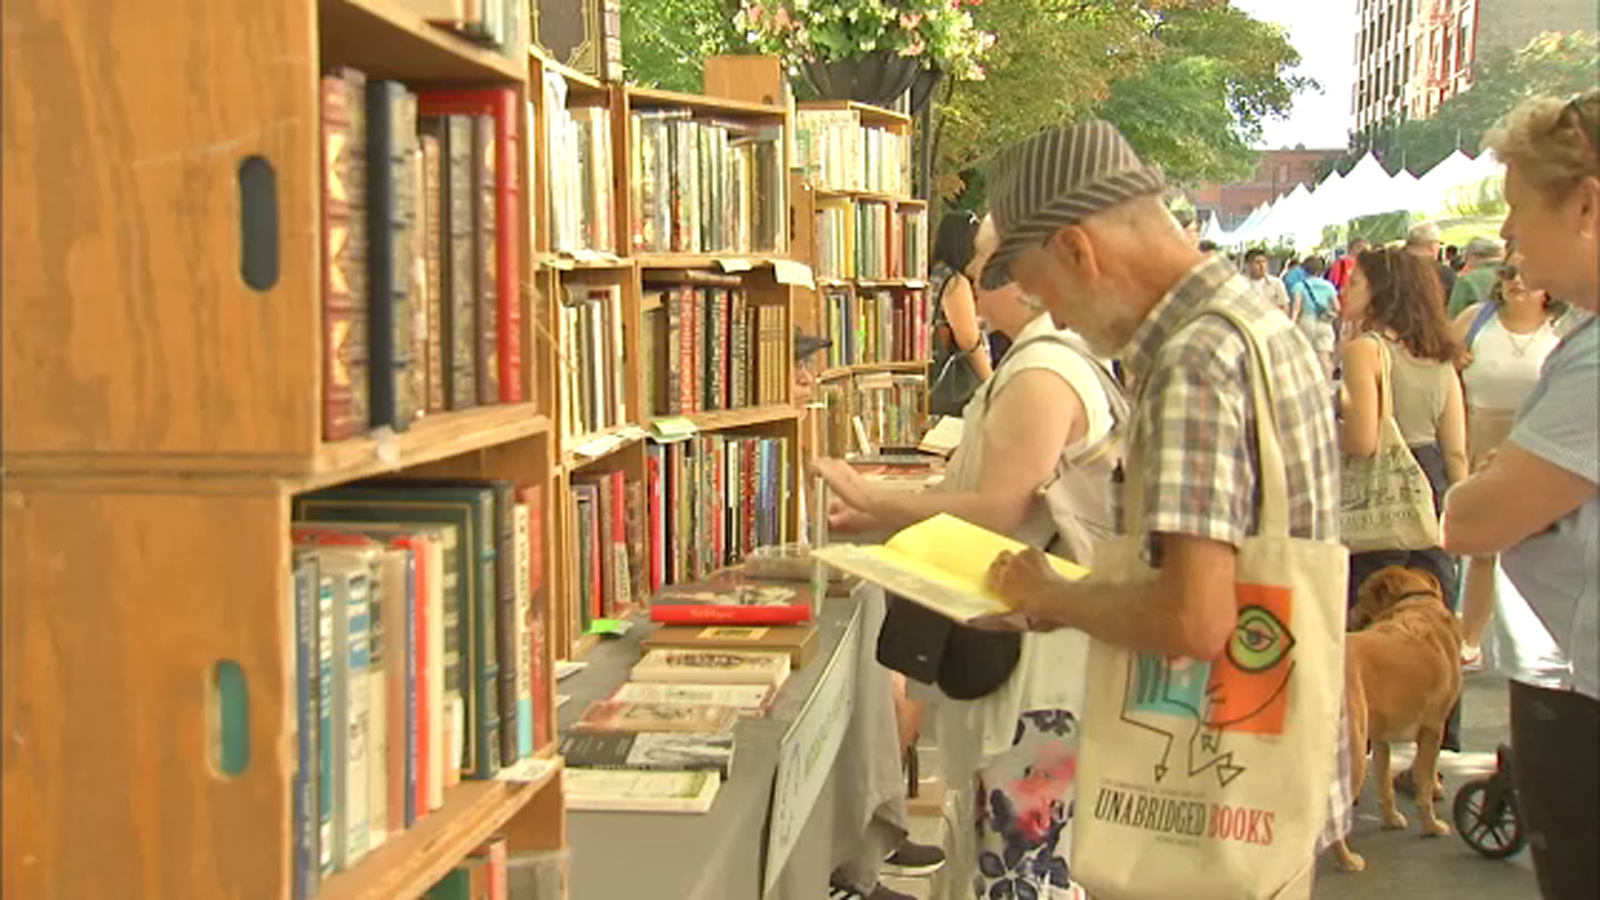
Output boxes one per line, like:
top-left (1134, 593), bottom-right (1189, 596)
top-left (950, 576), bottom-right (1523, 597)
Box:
top-left (971, 709), bottom-right (1088, 900)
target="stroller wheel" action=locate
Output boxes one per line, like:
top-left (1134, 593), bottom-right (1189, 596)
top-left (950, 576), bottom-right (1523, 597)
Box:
top-left (1452, 779), bottom-right (1525, 859)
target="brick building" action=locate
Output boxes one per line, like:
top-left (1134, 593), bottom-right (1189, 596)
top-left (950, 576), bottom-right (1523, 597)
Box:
top-left (1354, 0), bottom-right (1598, 134)
top-left (1190, 147), bottom-right (1345, 230)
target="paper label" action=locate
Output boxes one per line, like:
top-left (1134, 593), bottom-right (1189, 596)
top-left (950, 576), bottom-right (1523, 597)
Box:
top-left (698, 626), bottom-right (770, 641)
top-left (772, 259), bottom-right (816, 290)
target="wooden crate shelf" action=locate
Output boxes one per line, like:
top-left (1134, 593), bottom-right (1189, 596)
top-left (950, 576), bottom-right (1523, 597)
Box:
top-left (304, 406), bottom-right (553, 492)
top-left (320, 0), bottom-right (526, 82)
top-left (319, 764), bottom-right (563, 900)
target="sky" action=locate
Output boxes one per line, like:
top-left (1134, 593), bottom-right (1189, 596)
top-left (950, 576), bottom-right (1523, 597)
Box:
top-left (1231, 0), bottom-right (1358, 151)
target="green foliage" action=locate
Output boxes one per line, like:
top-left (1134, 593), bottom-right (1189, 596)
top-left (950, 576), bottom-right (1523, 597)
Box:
top-left (621, 0), bottom-right (743, 93)
top-left (935, 0), bottom-right (1311, 200)
top-left (1346, 31), bottom-right (1600, 175)
top-left (736, 0), bottom-right (993, 79)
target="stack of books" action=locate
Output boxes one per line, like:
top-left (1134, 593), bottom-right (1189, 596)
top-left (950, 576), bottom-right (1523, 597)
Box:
top-left (561, 649), bottom-right (792, 813)
top-left (794, 109), bottom-right (911, 197)
top-left (558, 283), bottom-right (627, 441)
top-left (544, 71), bottom-right (617, 254)
top-left (643, 434), bottom-right (794, 590)
top-left (319, 71), bottom-right (526, 441)
top-left (822, 288), bottom-right (930, 368)
top-left (897, 207), bottom-right (929, 280)
top-left (628, 110), bottom-right (788, 254)
top-left (567, 468), bottom-right (648, 634)
top-left (287, 481), bottom-right (551, 890)
top-left (639, 281), bottom-right (790, 417)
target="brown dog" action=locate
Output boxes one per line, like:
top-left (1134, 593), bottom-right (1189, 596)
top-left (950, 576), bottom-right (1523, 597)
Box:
top-left (1334, 565), bottom-right (1464, 872)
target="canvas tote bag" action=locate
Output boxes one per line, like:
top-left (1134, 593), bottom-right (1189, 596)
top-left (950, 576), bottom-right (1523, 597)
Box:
top-left (1339, 335), bottom-right (1440, 552)
top-left (1070, 306), bottom-right (1347, 900)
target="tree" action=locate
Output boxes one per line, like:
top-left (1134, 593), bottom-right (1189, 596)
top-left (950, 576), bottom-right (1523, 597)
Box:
top-left (621, 0), bottom-right (742, 93)
top-left (1092, 2), bottom-right (1313, 186)
top-left (935, 0), bottom-right (1311, 201)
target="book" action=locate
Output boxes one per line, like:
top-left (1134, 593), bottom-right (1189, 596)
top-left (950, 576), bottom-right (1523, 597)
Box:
top-left (564, 769), bottom-right (721, 813)
top-left (650, 572), bottom-right (813, 626)
top-left (631, 648), bottom-right (790, 689)
top-left (642, 623), bottom-right (821, 668)
top-left (290, 554), bottom-right (318, 900)
top-left (468, 836), bottom-right (509, 900)
top-left (608, 681), bottom-right (774, 715)
top-left (367, 80), bottom-right (419, 432)
top-left (560, 730), bottom-right (735, 778)
top-left (320, 68), bottom-right (369, 440)
top-left (572, 699), bottom-right (739, 734)
top-left (917, 415), bottom-right (963, 457)
top-left (811, 513), bottom-right (1089, 623)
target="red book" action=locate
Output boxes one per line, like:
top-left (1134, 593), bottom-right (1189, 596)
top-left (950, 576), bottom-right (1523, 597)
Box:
top-left (517, 484), bottom-right (550, 751)
top-left (415, 88), bottom-right (522, 404)
top-left (649, 572), bottom-right (814, 625)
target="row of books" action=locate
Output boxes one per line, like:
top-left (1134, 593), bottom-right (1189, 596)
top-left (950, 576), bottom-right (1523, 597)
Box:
top-left (409, 0), bottom-right (524, 62)
top-left (814, 201), bottom-right (929, 282)
top-left (819, 374), bottom-right (930, 456)
top-left (286, 481), bottom-right (551, 897)
top-left (564, 647), bottom-right (793, 813)
top-left (822, 288), bottom-right (931, 368)
top-left (558, 284), bottom-right (626, 441)
top-left (628, 111), bottom-right (788, 254)
top-left (568, 468), bottom-right (647, 635)
top-left (644, 435), bottom-right (794, 592)
top-left (794, 109), bottom-right (912, 197)
top-left (319, 70), bottom-right (525, 440)
top-left (420, 835), bottom-right (508, 900)
top-left (640, 283), bottom-right (790, 418)
top-left (544, 72), bottom-right (617, 254)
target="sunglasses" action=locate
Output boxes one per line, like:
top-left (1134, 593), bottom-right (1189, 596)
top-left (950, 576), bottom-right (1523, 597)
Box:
top-left (1564, 92), bottom-right (1598, 160)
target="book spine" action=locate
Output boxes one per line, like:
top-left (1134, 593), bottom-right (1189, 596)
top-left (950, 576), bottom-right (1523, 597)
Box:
top-left (409, 133), bottom-right (429, 423)
top-left (291, 558), bottom-right (316, 900)
top-left (421, 130), bottom-right (446, 413)
top-left (321, 73), bottom-right (361, 441)
top-left (315, 573), bottom-right (335, 878)
top-left (366, 553), bottom-right (389, 854)
top-left (366, 81), bottom-right (416, 432)
top-left (609, 470), bottom-right (630, 610)
top-left (410, 538), bottom-right (429, 823)
top-left (494, 91), bottom-right (522, 403)
top-left (446, 116), bottom-right (477, 410)
top-left (492, 482), bottom-right (519, 767)
top-left (475, 493), bottom-right (501, 778)
top-left (402, 550), bottom-right (418, 828)
top-left (648, 603), bottom-right (812, 625)
top-left (513, 500), bottom-right (534, 760)
top-left (344, 571), bottom-right (372, 867)
top-left (522, 484), bottom-right (550, 751)
top-left (666, 287), bottom-right (683, 415)
top-left (473, 114), bottom-right (500, 407)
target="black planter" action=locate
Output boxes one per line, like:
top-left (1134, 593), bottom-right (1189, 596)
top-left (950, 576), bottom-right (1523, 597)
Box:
top-left (802, 52), bottom-right (922, 107)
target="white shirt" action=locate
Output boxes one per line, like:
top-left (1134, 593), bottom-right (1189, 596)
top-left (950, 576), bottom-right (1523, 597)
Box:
top-left (1462, 313), bottom-right (1562, 411)
top-left (1246, 274), bottom-right (1291, 314)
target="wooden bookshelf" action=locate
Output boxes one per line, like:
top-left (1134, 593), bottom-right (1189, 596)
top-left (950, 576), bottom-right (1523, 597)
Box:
top-left (3, 1), bottom-right (564, 898)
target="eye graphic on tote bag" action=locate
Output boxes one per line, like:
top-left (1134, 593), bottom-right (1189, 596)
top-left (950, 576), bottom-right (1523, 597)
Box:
top-left (1119, 583), bottom-right (1297, 785)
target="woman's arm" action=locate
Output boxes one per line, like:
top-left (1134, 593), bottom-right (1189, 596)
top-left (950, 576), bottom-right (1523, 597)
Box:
top-left (816, 369), bottom-right (1083, 534)
top-left (1339, 335), bottom-right (1381, 457)
top-left (1438, 368), bottom-right (1470, 485)
top-left (941, 274), bottom-right (994, 380)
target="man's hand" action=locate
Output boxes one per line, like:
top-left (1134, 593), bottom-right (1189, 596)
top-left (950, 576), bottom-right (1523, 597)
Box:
top-left (827, 497), bottom-right (884, 534)
top-left (982, 547), bottom-right (1074, 632)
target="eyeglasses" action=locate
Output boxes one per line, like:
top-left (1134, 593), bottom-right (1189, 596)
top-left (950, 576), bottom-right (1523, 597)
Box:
top-left (1564, 92), bottom-right (1598, 161)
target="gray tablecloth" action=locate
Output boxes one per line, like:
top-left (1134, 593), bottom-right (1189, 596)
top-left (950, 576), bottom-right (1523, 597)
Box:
top-left (561, 587), bottom-right (904, 900)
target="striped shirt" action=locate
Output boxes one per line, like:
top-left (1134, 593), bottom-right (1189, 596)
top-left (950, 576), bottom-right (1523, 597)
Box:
top-left (1119, 255), bottom-right (1352, 847)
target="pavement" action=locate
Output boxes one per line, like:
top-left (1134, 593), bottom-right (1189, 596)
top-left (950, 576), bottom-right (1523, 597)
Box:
top-left (886, 669), bottom-right (1540, 900)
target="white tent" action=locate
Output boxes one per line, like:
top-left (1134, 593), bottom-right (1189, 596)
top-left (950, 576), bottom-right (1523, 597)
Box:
top-left (1337, 153), bottom-right (1410, 220)
top-left (1201, 211), bottom-right (1226, 243)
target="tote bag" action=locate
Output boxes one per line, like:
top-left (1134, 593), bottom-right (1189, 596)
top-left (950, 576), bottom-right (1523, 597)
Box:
top-left (1339, 335), bottom-right (1441, 552)
top-left (1070, 306), bottom-right (1347, 900)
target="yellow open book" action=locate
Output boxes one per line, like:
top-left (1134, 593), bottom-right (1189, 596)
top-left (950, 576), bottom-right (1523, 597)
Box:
top-left (810, 513), bottom-right (1088, 622)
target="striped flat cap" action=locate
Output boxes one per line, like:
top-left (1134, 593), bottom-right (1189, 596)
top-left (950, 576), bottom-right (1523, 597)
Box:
top-left (980, 120), bottom-right (1165, 289)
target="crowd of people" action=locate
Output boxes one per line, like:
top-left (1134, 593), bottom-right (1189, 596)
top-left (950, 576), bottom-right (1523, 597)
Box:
top-left (810, 88), bottom-right (1598, 900)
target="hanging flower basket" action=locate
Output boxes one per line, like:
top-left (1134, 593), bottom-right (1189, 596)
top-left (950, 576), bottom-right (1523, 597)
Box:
top-left (801, 51), bottom-right (922, 106)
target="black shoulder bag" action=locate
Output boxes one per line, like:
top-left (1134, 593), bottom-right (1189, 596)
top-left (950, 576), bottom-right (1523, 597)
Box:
top-left (927, 272), bottom-right (986, 418)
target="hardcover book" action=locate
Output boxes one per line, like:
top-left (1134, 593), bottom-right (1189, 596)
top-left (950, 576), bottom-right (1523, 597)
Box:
top-left (564, 769), bottom-right (720, 814)
top-left (320, 68), bottom-right (370, 440)
top-left (608, 681), bottom-right (774, 715)
top-left (559, 730), bottom-right (735, 778)
top-left (642, 623), bottom-right (821, 669)
top-left (572, 699), bottom-right (739, 734)
top-left (649, 573), bottom-right (813, 626)
top-left (630, 648), bottom-right (790, 689)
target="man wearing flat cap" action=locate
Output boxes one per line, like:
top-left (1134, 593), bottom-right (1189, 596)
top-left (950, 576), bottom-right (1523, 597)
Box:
top-left (976, 120), bottom-right (1351, 894)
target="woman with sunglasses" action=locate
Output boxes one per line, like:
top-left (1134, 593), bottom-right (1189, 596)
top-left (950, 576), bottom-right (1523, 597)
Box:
top-left (1451, 265), bottom-right (1565, 669)
top-left (1443, 91), bottom-right (1600, 900)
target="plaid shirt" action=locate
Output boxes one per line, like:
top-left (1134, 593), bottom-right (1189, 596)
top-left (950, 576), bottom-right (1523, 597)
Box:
top-left (1120, 255), bottom-right (1354, 848)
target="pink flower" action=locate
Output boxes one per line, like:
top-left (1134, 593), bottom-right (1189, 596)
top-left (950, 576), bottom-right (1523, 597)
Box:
top-left (899, 12), bottom-right (924, 29)
top-left (899, 38), bottom-right (926, 57)
top-left (1016, 805), bottom-right (1053, 843)
top-left (774, 7), bottom-right (792, 29)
